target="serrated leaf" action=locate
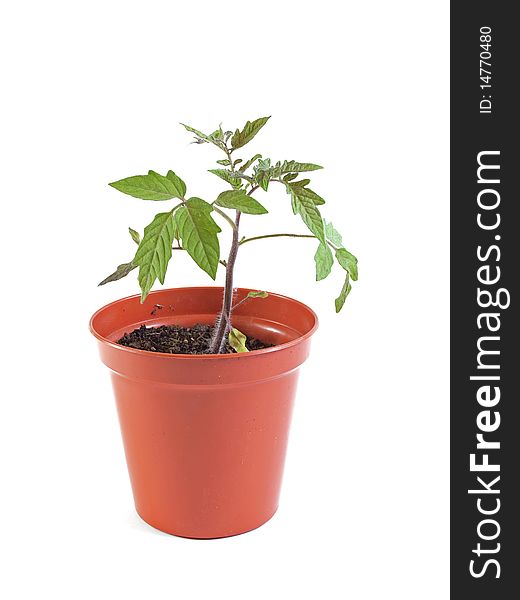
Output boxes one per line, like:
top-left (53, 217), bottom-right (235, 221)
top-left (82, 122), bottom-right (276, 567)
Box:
top-left (133, 210), bottom-right (176, 302)
top-left (335, 274), bottom-right (352, 313)
top-left (109, 170), bottom-right (186, 201)
top-left (314, 243), bottom-right (333, 281)
top-left (215, 190), bottom-right (268, 214)
top-left (174, 198), bottom-right (221, 279)
top-left (129, 227), bottom-right (140, 245)
top-left (230, 116), bottom-right (270, 149)
top-left (324, 220), bottom-right (343, 247)
top-left (335, 248), bottom-right (358, 281)
top-left (98, 262), bottom-right (136, 286)
top-left (247, 291), bottom-right (268, 298)
top-left (228, 327), bottom-right (249, 353)
top-left (280, 160), bottom-right (323, 173)
top-left (287, 183), bottom-right (326, 243)
top-left (208, 169), bottom-right (242, 189)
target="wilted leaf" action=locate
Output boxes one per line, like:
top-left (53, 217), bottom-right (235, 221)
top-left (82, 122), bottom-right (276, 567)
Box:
top-left (335, 274), bottom-right (352, 313)
top-left (324, 220), bottom-right (343, 247)
top-left (335, 248), bottom-right (358, 281)
top-left (228, 327), bottom-right (249, 353)
top-left (133, 210), bottom-right (176, 302)
top-left (215, 190), bottom-right (267, 214)
top-left (174, 198), bottom-right (221, 279)
top-left (314, 243), bottom-right (333, 281)
top-left (231, 116), bottom-right (270, 149)
top-left (98, 262), bottom-right (136, 286)
top-left (247, 290), bottom-right (268, 298)
top-left (109, 170), bottom-right (186, 201)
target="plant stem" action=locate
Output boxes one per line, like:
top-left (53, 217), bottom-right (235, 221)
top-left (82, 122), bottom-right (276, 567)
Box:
top-left (207, 141), bottom-right (244, 353)
top-left (209, 210), bottom-right (241, 353)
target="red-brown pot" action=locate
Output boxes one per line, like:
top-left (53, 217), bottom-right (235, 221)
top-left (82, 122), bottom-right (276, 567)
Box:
top-left (90, 287), bottom-right (318, 539)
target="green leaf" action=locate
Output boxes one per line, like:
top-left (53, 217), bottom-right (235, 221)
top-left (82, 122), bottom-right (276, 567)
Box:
top-left (283, 173), bottom-right (299, 182)
top-left (98, 262), bottom-right (136, 286)
top-left (256, 170), bottom-right (270, 192)
top-left (128, 227), bottom-right (140, 245)
top-left (239, 154), bottom-right (262, 172)
top-left (230, 116), bottom-right (270, 149)
top-left (314, 243), bottom-right (333, 281)
top-left (255, 157), bottom-right (271, 172)
top-left (208, 169), bottom-right (242, 189)
top-left (324, 220), bottom-right (343, 247)
top-left (166, 170), bottom-right (187, 199)
top-left (174, 198), bottom-right (221, 279)
top-left (215, 190), bottom-right (267, 214)
top-left (180, 123), bottom-right (213, 143)
top-left (247, 291), bottom-right (268, 298)
top-left (335, 274), bottom-right (352, 313)
top-left (286, 182), bottom-right (326, 243)
top-left (225, 171), bottom-right (255, 184)
top-left (228, 327), bottom-right (249, 353)
top-left (109, 170), bottom-right (186, 201)
top-left (210, 126), bottom-right (224, 141)
top-left (133, 210), bottom-right (176, 302)
top-left (288, 181), bottom-right (325, 206)
top-left (216, 159), bottom-right (231, 166)
top-left (280, 160), bottom-right (323, 173)
top-left (335, 248), bottom-right (358, 281)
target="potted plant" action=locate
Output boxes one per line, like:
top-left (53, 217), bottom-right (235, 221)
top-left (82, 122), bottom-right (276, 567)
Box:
top-left (90, 117), bottom-right (358, 538)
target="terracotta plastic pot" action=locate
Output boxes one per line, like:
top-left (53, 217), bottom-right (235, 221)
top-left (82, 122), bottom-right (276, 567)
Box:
top-left (90, 287), bottom-right (318, 539)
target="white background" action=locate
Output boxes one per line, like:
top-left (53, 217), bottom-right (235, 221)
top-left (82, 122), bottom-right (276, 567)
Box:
top-left (1, 1), bottom-right (449, 598)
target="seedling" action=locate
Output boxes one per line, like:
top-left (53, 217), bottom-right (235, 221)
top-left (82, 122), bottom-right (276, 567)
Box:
top-left (100, 117), bottom-right (358, 353)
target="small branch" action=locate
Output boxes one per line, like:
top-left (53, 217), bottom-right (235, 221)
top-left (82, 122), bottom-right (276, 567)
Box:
top-left (230, 295), bottom-right (252, 313)
top-left (239, 232), bottom-right (340, 251)
top-left (213, 206), bottom-right (237, 230)
top-left (239, 233), bottom-right (315, 245)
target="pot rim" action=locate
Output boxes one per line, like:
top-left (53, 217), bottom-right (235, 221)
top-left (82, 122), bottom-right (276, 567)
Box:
top-left (89, 286), bottom-right (319, 361)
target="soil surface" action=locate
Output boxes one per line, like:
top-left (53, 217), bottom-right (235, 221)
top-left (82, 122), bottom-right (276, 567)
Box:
top-left (116, 323), bottom-right (272, 355)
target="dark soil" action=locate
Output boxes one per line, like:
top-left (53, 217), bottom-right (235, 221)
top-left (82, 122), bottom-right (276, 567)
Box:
top-left (116, 323), bottom-right (272, 355)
